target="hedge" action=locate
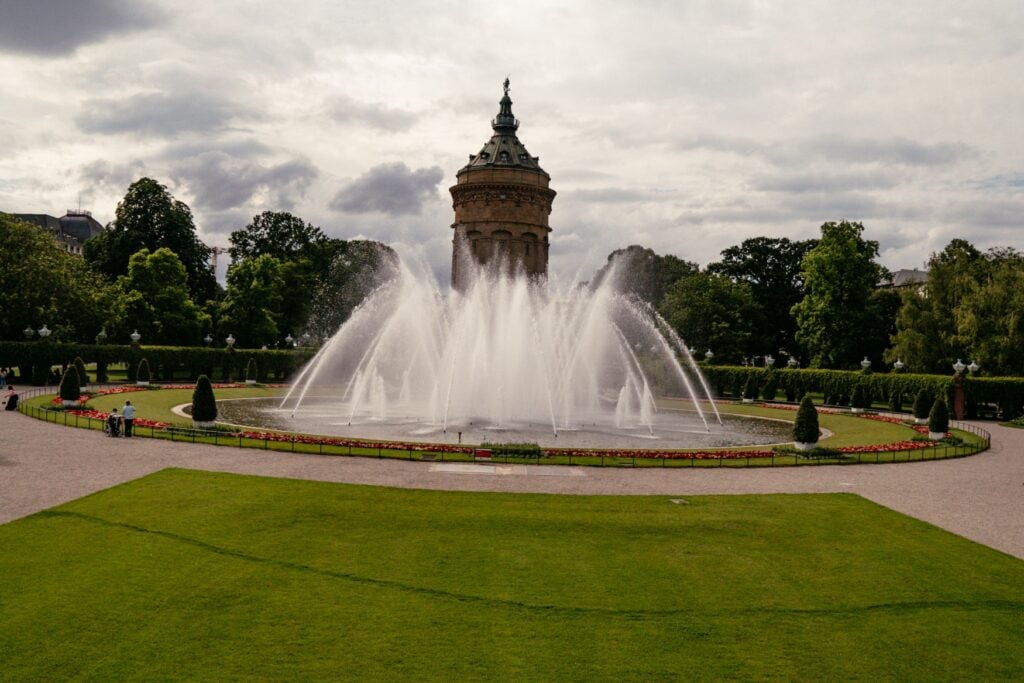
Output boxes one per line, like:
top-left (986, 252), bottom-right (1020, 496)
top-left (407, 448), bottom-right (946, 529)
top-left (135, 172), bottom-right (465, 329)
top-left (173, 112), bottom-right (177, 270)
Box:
top-left (701, 365), bottom-right (1024, 420)
top-left (0, 341), bottom-right (315, 387)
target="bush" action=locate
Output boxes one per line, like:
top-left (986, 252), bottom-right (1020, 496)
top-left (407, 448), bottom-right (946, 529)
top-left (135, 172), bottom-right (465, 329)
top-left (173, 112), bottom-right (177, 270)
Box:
top-left (793, 395), bottom-right (819, 444)
top-left (481, 442), bottom-right (543, 459)
top-left (850, 382), bottom-right (870, 410)
top-left (913, 389), bottom-right (931, 420)
top-left (246, 357), bottom-right (258, 383)
top-left (928, 398), bottom-right (950, 434)
top-left (137, 358), bottom-right (151, 383)
top-left (742, 374), bottom-right (758, 401)
top-left (191, 375), bottom-right (218, 423)
top-left (889, 388), bottom-right (903, 413)
top-left (73, 356), bottom-right (88, 385)
top-left (761, 371), bottom-right (778, 402)
top-left (59, 366), bottom-right (80, 403)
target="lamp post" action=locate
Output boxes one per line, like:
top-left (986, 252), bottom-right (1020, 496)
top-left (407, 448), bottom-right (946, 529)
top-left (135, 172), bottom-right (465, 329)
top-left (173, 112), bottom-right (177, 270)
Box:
top-left (23, 325), bottom-right (35, 339)
top-left (130, 329), bottom-right (141, 344)
top-left (226, 334), bottom-right (236, 349)
top-left (96, 328), bottom-right (107, 344)
top-left (765, 354), bottom-right (775, 368)
top-left (860, 356), bottom-right (871, 371)
top-left (787, 357), bottom-right (799, 369)
top-left (953, 358), bottom-right (966, 375)
top-left (704, 349), bottom-right (713, 363)
top-left (285, 334), bottom-right (294, 347)
top-left (893, 358), bottom-right (905, 372)
top-left (38, 324), bottom-right (51, 339)
top-left (968, 360), bottom-right (980, 374)
top-left (204, 333), bottom-right (213, 346)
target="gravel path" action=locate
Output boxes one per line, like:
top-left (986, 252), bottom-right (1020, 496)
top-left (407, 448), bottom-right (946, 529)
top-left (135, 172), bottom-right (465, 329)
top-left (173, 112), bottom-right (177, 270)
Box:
top-left (3, 408), bottom-right (1022, 559)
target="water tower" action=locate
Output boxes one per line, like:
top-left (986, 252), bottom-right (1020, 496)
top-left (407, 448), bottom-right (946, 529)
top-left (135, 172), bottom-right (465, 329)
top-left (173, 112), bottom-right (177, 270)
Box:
top-left (450, 79), bottom-right (556, 289)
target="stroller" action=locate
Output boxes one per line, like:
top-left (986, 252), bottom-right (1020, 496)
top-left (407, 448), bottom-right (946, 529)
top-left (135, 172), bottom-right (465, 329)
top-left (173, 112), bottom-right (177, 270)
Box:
top-left (104, 411), bottom-right (121, 437)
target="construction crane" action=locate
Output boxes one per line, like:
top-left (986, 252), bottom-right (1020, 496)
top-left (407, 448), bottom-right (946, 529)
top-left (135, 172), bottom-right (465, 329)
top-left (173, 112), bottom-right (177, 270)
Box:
top-left (210, 246), bottom-right (229, 271)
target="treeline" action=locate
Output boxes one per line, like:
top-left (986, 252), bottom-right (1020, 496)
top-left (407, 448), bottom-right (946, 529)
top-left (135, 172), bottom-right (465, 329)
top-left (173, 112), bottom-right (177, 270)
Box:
top-left (1, 177), bottom-right (395, 349)
top-left (605, 221), bottom-right (1024, 376)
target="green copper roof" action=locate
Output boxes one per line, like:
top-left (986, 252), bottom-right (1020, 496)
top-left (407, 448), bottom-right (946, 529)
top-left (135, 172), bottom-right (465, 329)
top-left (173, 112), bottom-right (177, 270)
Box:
top-left (458, 79), bottom-right (548, 178)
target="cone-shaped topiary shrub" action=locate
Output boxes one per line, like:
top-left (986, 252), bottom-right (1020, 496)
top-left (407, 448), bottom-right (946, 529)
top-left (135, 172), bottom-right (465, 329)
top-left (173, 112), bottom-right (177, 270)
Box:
top-left (191, 374), bottom-right (218, 426)
top-left (793, 394), bottom-right (819, 447)
top-left (245, 357), bottom-right (258, 383)
top-left (850, 382), bottom-right (870, 411)
top-left (137, 358), bottom-right (151, 385)
top-left (889, 387), bottom-right (903, 414)
top-left (928, 397), bottom-right (949, 437)
top-left (913, 389), bottom-right (931, 421)
top-left (761, 371), bottom-right (778, 402)
top-left (59, 366), bottom-right (80, 405)
top-left (742, 374), bottom-right (758, 401)
top-left (73, 356), bottom-right (88, 385)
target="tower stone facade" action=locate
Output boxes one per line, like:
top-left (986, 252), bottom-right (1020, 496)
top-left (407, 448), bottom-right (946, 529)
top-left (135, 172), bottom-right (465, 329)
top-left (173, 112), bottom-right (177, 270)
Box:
top-left (450, 79), bottom-right (555, 289)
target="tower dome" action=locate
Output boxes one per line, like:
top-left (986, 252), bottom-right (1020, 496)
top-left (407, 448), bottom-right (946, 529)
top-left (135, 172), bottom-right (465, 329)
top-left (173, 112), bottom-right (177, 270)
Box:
top-left (450, 79), bottom-right (556, 289)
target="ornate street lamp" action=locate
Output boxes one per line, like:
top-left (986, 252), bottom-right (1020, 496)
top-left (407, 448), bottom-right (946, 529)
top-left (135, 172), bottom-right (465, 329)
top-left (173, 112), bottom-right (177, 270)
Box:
top-left (968, 360), bottom-right (980, 373)
top-left (96, 328), bottom-right (108, 344)
top-left (704, 349), bottom-right (713, 361)
top-left (24, 325), bottom-right (35, 339)
top-left (953, 358), bottom-right (966, 374)
top-left (226, 334), bottom-right (236, 349)
top-left (787, 357), bottom-right (799, 369)
top-left (765, 354), bottom-right (775, 368)
top-left (893, 358), bottom-right (905, 371)
top-left (38, 324), bottom-right (51, 339)
top-left (285, 334), bottom-right (294, 347)
top-left (130, 329), bottom-right (141, 344)
top-left (860, 356), bottom-right (872, 371)
top-left (203, 333), bottom-right (213, 346)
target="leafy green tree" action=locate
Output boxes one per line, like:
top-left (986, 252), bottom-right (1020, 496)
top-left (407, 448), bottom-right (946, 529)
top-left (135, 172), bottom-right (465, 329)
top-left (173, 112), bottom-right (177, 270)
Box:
top-left (191, 375), bottom-right (217, 424)
top-left (117, 248), bottom-right (210, 345)
top-left (952, 250), bottom-right (1024, 375)
top-left (218, 255), bottom-right (286, 348)
top-left (658, 271), bottom-right (759, 364)
top-left (793, 395), bottom-right (820, 444)
top-left (59, 366), bottom-right (80, 403)
top-left (707, 237), bottom-right (817, 358)
top-left (305, 241), bottom-right (398, 343)
top-left (593, 245), bottom-right (697, 307)
top-left (792, 221), bottom-right (889, 368)
top-left (84, 178), bottom-right (217, 303)
top-left (229, 211), bottom-right (328, 264)
top-left (0, 213), bottom-right (118, 341)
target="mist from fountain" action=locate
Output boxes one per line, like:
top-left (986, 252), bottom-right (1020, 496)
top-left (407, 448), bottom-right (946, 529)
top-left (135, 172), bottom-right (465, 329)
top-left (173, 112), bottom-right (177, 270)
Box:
top-left (279, 249), bottom-right (720, 443)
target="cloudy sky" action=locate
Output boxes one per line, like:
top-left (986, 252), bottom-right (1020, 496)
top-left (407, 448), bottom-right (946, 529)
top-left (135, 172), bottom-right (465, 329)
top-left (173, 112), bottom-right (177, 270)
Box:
top-left (1, 0), bottom-right (1022, 284)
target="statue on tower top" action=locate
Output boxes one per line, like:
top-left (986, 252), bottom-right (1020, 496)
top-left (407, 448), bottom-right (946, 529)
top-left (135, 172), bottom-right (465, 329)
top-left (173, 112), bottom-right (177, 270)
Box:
top-left (503, 76), bottom-right (510, 95)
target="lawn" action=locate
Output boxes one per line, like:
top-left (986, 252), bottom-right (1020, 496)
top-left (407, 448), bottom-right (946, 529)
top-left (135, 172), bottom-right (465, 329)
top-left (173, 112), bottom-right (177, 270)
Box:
top-left (1, 469), bottom-right (1021, 680)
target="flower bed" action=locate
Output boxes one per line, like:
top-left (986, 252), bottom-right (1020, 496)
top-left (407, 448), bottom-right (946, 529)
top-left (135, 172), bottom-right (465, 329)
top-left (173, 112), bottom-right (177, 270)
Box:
top-left (64, 409), bottom-right (172, 430)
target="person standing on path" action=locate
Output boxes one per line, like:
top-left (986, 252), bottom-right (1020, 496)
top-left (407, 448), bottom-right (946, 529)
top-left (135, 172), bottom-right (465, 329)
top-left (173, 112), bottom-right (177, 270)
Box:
top-left (122, 400), bottom-right (136, 438)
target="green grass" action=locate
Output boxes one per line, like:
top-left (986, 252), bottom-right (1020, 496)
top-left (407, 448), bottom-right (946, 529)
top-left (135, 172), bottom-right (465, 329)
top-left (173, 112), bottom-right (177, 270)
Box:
top-left (0, 469), bottom-right (1021, 680)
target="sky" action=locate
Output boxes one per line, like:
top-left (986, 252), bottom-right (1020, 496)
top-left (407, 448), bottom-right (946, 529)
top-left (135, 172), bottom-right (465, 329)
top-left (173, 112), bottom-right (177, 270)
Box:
top-left (1, 0), bottom-right (1022, 285)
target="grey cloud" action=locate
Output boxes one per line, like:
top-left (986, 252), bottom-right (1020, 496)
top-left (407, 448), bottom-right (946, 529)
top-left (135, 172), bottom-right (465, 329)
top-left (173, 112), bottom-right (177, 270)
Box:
top-left (327, 95), bottom-right (418, 132)
top-left (78, 158), bottom-right (147, 199)
top-left (0, 0), bottom-right (163, 57)
top-left (567, 187), bottom-right (660, 203)
top-left (330, 162), bottom-right (444, 216)
top-left (676, 134), bottom-right (975, 167)
top-left (754, 170), bottom-right (901, 194)
top-left (162, 138), bottom-right (273, 161)
top-left (171, 152), bottom-right (318, 212)
top-left (76, 91), bottom-right (253, 137)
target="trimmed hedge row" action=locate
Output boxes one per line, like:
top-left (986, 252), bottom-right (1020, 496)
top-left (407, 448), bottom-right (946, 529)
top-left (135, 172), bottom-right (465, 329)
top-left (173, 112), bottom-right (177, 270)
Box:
top-left (0, 341), bottom-right (315, 386)
top-left (701, 365), bottom-right (1024, 420)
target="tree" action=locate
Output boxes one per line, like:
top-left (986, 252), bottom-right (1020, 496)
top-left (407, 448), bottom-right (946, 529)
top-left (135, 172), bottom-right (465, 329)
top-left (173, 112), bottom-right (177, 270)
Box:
top-left (707, 237), bottom-right (817, 358)
top-left (913, 389), bottom-right (931, 421)
top-left (305, 241), bottom-right (399, 343)
top-left (658, 271), bottom-right (759, 363)
top-left (84, 178), bottom-right (217, 303)
top-left (59, 366), bottom-right (80, 404)
top-left (928, 398), bottom-right (949, 436)
top-left (218, 255), bottom-right (286, 348)
top-left (593, 245), bottom-right (697, 308)
top-left (229, 211), bottom-right (329, 264)
top-left (792, 221), bottom-right (889, 368)
top-left (0, 213), bottom-right (118, 341)
top-left (117, 248), bottom-right (210, 346)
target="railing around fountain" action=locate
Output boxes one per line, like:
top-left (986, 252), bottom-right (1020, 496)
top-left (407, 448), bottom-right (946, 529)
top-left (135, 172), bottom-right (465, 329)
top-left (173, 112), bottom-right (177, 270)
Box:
top-left (17, 396), bottom-right (991, 468)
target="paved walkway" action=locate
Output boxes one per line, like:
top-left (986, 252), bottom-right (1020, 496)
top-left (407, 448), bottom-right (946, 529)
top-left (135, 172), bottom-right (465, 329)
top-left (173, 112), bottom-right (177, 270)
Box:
top-left (3, 408), bottom-right (1022, 559)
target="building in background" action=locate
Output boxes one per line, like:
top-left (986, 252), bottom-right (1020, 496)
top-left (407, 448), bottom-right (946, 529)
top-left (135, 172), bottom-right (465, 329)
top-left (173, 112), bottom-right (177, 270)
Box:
top-left (8, 210), bottom-right (104, 255)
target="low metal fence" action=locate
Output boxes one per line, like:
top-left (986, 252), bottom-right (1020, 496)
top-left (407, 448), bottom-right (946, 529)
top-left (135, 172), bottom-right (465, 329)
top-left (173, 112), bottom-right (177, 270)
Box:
top-left (16, 392), bottom-right (991, 469)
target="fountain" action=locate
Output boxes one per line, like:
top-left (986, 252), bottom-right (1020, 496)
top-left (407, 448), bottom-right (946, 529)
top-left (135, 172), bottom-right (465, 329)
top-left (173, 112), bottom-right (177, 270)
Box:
top-left (214, 81), bottom-right (790, 449)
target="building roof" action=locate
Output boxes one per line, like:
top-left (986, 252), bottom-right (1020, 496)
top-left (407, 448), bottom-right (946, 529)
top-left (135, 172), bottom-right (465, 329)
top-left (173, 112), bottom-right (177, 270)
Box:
top-left (59, 211), bottom-right (104, 242)
top-left (458, 79), bottom-right (548, 178)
